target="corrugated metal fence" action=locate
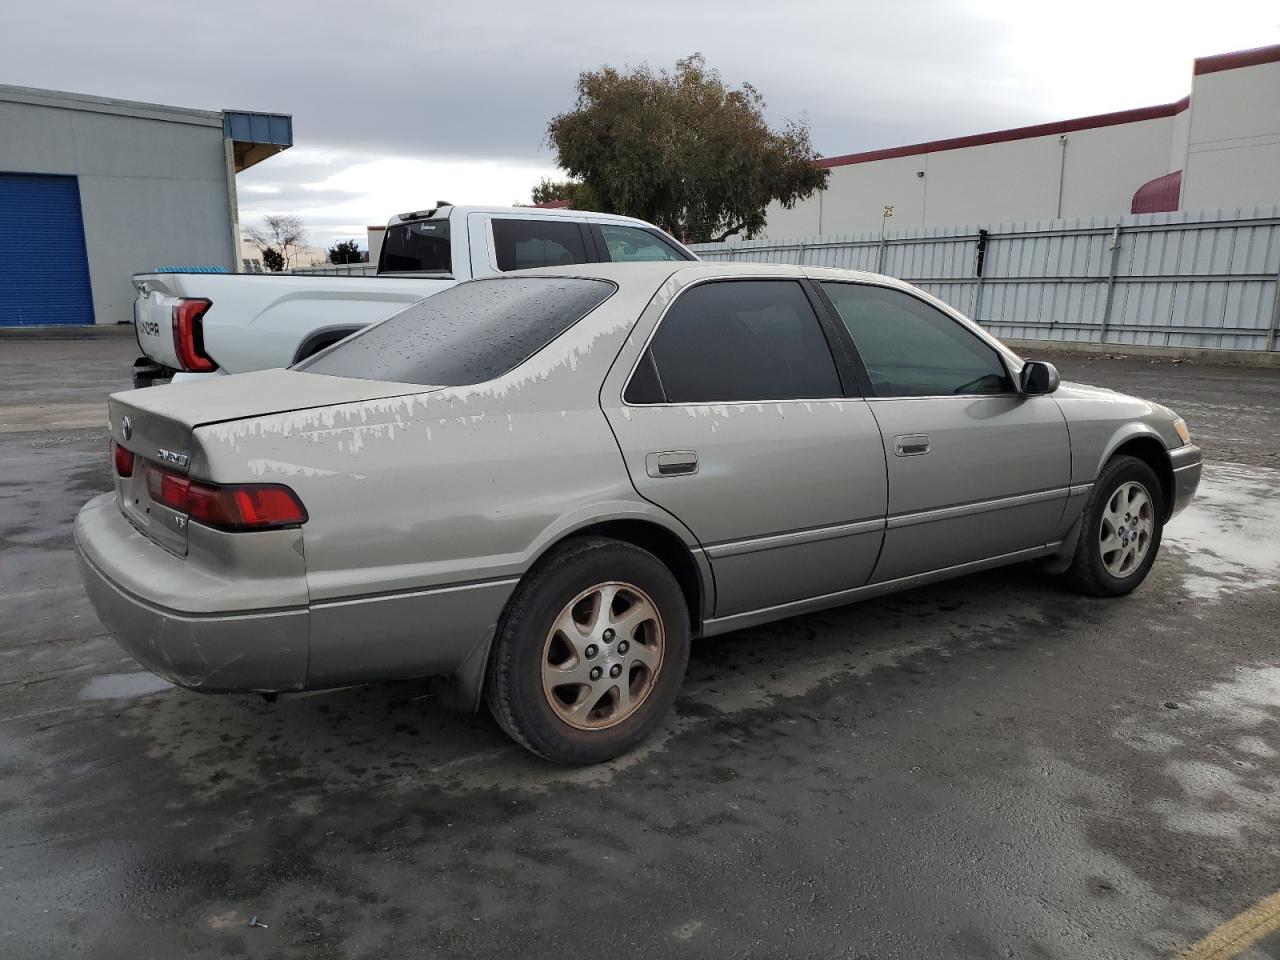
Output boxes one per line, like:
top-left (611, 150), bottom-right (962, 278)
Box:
top-left (691, 206), bottom-right (1280, 351)
top-left (290, 262), bottom-right (377, 276)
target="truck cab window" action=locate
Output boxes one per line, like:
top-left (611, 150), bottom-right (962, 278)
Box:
top-left (491, 219), bottom-right (589, 271)
top-left (378, 220), bottom-right (452, 274)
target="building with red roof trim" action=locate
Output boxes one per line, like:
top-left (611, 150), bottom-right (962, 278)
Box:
top-left (762, 43), bottom-right (1280, 238)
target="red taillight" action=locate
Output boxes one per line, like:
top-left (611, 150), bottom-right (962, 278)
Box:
top-left (111, 440), bottom-right (135, 477)
top-left (146, 463), bottom-right (190, 510)
top-left (145, 463), bottom-right (307, 531)
top-left (171, 298), bottom-right (216, 372)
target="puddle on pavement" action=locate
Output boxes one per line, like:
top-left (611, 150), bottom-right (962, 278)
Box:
top-left (1162, 462), bottom-right (1280, 601)
top-left (1115, 664), bottom-right (1280, 842)
top-left (79, 672), bottom-right (173, 700)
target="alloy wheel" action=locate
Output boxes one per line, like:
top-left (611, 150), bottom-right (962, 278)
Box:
top-left (541, 581), bottom-right (665, 730)
top-left (1099, 480), bottom-right (1155, 578)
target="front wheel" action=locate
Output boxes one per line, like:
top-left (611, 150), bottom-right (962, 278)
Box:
top-left (485, 536), bottom-right (690, 764)
top-left (1062, 454), bottom-right (1165, 597)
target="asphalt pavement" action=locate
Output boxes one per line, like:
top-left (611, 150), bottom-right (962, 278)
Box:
top-left (1, 337), bottom-right (1278, 959)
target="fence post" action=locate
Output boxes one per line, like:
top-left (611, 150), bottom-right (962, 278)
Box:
top-left (1267, 262), bottom-right (1280, 352)
top-left (1097, 224), bottom-right (1123, 344)
top-left (972, 228), bottom-right (989, 325)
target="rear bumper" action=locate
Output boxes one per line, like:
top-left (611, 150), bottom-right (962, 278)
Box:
top-left (132, 357), bottom-right (230, 388)
top-left (1168, 444), bottom-right (1202, 519)
top-left (74, 493), bottom-right (512, 700)
top-left (131, 356), bottom-right (175, 389)
top-left (74, 493), bottom-right (309, 692)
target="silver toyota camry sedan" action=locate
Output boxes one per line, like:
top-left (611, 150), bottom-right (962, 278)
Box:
top-left (75, 262), bottom-right (1202, 764)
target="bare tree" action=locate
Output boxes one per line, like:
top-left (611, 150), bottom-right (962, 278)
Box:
top-left (245, 215), bottom-right (308, 269)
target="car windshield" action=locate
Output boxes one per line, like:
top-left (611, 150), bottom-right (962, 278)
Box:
top-left (294, 277), bottom-right (616, 386)
top-left (378, 219), bottom-right (452, 274)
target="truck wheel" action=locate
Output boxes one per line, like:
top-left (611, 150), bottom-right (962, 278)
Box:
top-left (1063, 454), bottom-right (1165, 597)
top-left (486, 536), bottom-right (690, 764)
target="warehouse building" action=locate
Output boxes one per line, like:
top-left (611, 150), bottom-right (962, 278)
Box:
top-left (0, 85), bottom-right (291, 326)
top-left (764, 42), bottom-right (1280, 238)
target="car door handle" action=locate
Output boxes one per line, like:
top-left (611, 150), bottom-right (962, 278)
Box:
top-left (646, 451), bottom-right (699, 478)
top-left (893, 434), bottom-right (930, 457)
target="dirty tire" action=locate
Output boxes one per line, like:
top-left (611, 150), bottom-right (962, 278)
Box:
top-left (485, 536), bottom-right (690, 765)
top-left (1063, 454), bottom-right (1165, 597)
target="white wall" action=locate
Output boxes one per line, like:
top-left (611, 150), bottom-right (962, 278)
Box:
top-left (765, 116), bottom-right (1177, 239)
top-left (762, 48), bottom-right (1280, 240)
top-left (0, 94), bottom-right (234, 324)
top-left (1059, 116), bottom-right (1178, 216)
top-left (1181, 60), bottom-right (1280, 211)
top-left (367, 226), bottom-right (385, 266)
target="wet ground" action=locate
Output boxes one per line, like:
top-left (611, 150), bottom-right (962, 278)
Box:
top-left (2, 336), bottom-right (1278, 959)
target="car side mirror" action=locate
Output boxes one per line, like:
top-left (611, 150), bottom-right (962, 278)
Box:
top-left (1020, 360), bottom-right (1060, 395)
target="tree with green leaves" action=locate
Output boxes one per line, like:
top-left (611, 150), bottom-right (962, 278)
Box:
top-left (260, 247), bottom-right (285, 272)
top-left (541, 54), bottom-right (828, 242)
top-left (531, 177), bottom-right (599, 209)
top-left (327, 239), bottom-right (364, 265)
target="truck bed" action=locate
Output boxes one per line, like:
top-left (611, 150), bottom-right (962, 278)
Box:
top-left (132, 272), bottom-right (453, 382)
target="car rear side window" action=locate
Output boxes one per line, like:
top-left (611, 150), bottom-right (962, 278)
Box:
top-left (491, 219), bottom-right (590, 271)
top-left (379, 220), bottom-right (451, 274)
top-left (295, 278), bottom-right (615, 386)
top-left (628, 280), bottom-right (842, 404)
top-left (821, 282), bottom-right (1013, 397)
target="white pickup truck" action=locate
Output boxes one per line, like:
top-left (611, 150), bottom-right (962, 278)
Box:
top-left (129, 204), bottom-right (696, 387)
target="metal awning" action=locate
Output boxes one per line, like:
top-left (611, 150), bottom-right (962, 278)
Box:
top-left (222, 110), bottom-right (293, 173)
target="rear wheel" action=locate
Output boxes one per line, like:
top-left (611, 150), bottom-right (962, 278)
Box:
top-left (486, 536), bottom-right (690, 764)
top-left (1063, 454), bottom-right (1164, 597)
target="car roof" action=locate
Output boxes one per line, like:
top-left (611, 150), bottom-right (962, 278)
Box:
top-left (505, 261), bottom-right (1023, 365)
top-left (510, 260), bottom-right (906, 288)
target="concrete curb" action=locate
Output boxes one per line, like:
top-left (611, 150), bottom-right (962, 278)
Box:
top-left (1003, 338), bottom-right (1280, 369)
top-left (0, 324), bottom-right (134, 341)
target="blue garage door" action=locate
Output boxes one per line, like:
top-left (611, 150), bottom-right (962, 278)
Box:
top-left (0, 173), bottom-right (94, 326)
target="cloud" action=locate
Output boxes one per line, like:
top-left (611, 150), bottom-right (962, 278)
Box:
top-left (237, 153), bottom-right (559, 244)
top-left (5, 0), bottom-right (1279, 245)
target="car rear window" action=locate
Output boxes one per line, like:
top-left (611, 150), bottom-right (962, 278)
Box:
top-left (294, 278), bottom-right (615, 386)
top-left (378, 220), bottom-right (451, 274)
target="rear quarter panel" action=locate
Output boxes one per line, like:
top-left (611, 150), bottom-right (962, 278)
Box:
top-left (192, 279), bottom-right (696, 684)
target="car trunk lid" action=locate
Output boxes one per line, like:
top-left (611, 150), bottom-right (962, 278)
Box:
top-left (107, 369), bottom-right (433, 555)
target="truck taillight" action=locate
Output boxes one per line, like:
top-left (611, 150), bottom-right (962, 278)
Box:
top-left (145, 463), bottom-right (307, 531)
top-left (111, 440), bottom-right (135, 477)
top-left (171, 298), bottom-right (216, 372)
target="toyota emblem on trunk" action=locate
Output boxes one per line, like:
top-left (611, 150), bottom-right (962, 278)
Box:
top-left (121, 416), bottom-right (132, 441)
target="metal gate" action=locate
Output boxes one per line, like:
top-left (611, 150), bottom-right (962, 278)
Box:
top-left (0, 173), bottom-right (94, 326)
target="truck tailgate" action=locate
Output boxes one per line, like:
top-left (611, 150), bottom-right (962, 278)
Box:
top-left (132, 275), bottom-right (184, 369)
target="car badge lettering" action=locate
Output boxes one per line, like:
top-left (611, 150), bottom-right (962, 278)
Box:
top-left (157, 449), bottom-right (190, 468)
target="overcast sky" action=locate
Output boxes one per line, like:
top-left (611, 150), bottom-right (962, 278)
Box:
top-left (4, 0), bottom-right (1278, 247)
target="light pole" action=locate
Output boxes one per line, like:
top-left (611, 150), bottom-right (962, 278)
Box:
top-left (877, 205), bottom-right (894, 273)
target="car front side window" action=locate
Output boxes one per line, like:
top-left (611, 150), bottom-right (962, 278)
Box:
top-left (820, 282), bottom-right (1014, 398)
top-left (626, 280), bottom-right (843, 404)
